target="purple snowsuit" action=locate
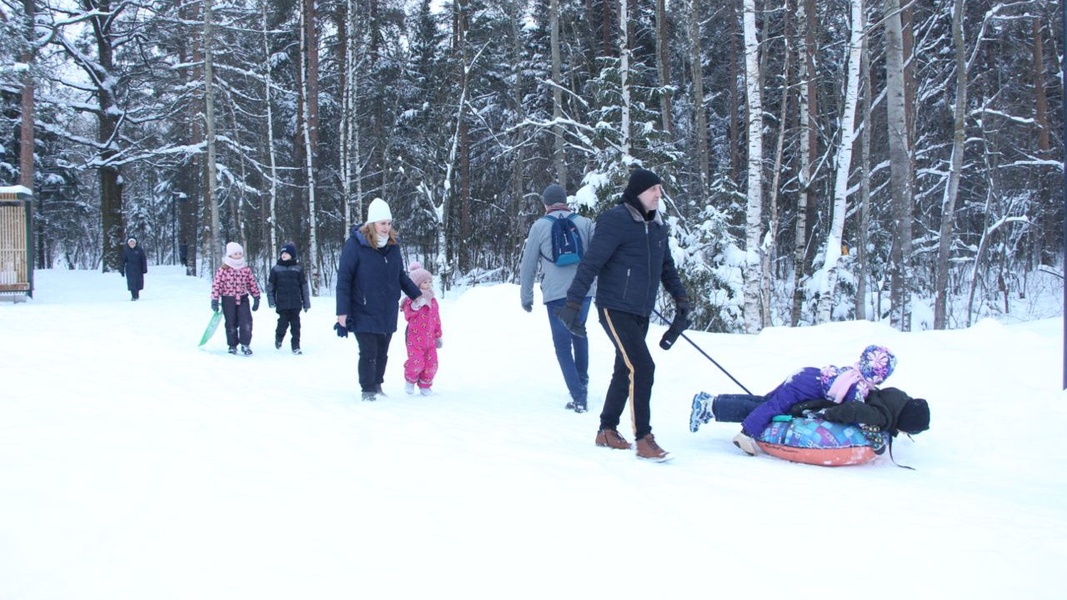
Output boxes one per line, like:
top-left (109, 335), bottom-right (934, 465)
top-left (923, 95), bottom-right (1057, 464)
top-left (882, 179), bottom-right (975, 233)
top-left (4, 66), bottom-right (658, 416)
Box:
top-left (740, 368), bottom-right (827, 436)
top-left (740, 345), bottom-right (897, 436)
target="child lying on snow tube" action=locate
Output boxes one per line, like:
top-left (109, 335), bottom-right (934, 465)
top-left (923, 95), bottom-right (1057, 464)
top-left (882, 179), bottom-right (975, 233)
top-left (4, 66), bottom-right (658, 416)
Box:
top-left (715, 345), bottom-right (900, 456)
top-left (690, 386), bottom-right (930, 466)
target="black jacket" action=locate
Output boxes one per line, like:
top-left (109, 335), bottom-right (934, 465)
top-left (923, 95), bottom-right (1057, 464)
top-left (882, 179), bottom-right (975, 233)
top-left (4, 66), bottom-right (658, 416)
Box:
top-left (268, 259), bottom-right (311, 311)
top-left (565, 196), bottom-right (686, 316)
top-left (793, 387), bottom-right (915, 434)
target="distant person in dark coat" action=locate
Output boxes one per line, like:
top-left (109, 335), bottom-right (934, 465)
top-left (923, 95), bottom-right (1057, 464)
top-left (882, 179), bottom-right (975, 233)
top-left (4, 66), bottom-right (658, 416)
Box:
top-left (268, 242), bottom-right (311, 355)
top-left (119, 237), bottom-right (148, 300)
top-left (335, 198), bottom-right (422, 401)
top-left (557, 168), bottom-right (690, 462)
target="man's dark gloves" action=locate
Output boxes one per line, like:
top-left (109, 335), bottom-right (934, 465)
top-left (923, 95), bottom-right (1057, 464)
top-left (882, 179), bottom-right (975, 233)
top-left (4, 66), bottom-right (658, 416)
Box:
top-left (252, 296), bottom-right (260, 312)
top-left (659, 297), bottom-right (690, 350)
top-left (211, 298), bottom-right (219, 312)
top-left (522, 301), bottom-right (533, 313)
top-left (555, 301), bottom-right (586, 337)
top-left (334, 322), bottom-right (349, 338)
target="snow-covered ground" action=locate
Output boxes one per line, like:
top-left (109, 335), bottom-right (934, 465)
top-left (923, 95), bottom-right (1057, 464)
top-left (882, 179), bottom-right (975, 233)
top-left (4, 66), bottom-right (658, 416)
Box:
top-left (1, 266), bottom-right (1065, 599)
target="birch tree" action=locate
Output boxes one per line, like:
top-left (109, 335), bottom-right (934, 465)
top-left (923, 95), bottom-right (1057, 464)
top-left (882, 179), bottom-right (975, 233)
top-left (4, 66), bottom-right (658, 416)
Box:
top-left (815, 0), bottom-right (864, 323)
top-left (740, 0), bottom-right (763, 333)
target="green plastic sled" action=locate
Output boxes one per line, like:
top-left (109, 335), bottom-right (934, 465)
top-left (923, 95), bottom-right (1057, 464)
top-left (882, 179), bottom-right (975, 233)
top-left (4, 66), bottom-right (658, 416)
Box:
top-left (199, 310), bottom-right (223, 347)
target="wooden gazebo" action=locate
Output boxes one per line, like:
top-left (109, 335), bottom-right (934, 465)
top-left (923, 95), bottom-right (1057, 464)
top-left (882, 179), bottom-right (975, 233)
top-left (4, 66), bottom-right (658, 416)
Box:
top-left (0, 185), bottom-right (33, 300)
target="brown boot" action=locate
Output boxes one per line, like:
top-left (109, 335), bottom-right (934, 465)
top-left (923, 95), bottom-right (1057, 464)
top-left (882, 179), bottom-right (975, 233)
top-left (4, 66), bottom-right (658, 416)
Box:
top-left (635, 434), bottom-right (671, 462)
top-left (595, 428), bottom-right (632, 450)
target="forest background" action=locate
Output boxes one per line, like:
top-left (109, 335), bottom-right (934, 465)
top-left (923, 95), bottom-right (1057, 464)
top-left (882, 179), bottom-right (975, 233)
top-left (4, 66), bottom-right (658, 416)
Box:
top-left (1, 0), bottom-right (1062, 333)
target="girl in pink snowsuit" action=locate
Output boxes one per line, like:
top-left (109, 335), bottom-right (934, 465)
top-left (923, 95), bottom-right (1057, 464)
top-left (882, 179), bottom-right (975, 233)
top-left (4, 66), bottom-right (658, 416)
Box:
top-left (402, 262), bottom-right (443, 395)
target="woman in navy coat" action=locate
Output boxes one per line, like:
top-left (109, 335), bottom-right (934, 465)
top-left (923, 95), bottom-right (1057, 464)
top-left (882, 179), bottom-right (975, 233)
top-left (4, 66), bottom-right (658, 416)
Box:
top-left (335, 198), bottom-right (422, 401)
top-left (120, 237), bottom-right (148, 300)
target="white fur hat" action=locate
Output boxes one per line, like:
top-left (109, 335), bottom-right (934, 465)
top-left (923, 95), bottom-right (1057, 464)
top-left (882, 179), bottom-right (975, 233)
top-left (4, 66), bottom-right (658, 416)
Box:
top-left (366, 198), bottom-right (392, 224)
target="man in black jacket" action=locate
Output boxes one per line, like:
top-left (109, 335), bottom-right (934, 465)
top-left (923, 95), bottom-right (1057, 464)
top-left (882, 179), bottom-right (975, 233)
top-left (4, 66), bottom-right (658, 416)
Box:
top-left (557, 168), bottom-right (690, 462)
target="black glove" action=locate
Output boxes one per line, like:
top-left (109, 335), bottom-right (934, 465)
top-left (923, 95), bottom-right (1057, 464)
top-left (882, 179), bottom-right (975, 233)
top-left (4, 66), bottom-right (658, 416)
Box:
top-left (554, 301), bottom-right (586, 337)
top-left (436, 338), bottom-right (443, 349)
top-left (211, 298), bottom-right (219, 312)
top-left (522, 301), bottom-right (533, 313)
top-left (334, 322), bottom-right (349, 338)
top-left (252, 296), bottom-right (260, 312)
top-left (659, 298), bottom-right (690, 350)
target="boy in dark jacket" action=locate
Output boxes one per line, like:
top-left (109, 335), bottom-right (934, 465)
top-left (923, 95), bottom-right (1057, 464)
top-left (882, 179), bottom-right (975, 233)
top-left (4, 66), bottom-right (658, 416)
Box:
top-left (268, 242), bottom-right (311, 354)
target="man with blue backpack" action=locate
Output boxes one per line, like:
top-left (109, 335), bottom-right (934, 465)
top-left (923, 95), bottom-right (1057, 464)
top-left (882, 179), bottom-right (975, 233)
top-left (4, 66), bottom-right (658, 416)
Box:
top-left (520, 183), bottom-right (597, 413)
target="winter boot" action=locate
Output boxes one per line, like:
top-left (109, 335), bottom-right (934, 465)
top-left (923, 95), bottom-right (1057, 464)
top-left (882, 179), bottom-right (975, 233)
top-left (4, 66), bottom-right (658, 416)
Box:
top-left (595, 428), bottom-right (632, 450)
top-left (361, 391), bottom-right (377, 402)
top-left (733, 431), bottom-right (759, 456)
top-left (419, 387), bottom-right (433, 396)
top-left (228, 346), bottom-right (238, 355)
top-left (689, 392), bottom-right (714, 433)
top-left (241, 345), bottom-right (253, 356)
top-left (374, 384), bottom-right (387, 398)
top-left (275, 339), bottom-right (282, 350)
top-left (292, 348), bottom-right (302, 355)
top-left (405, 381), bottom-right (416, 395)
top-left (573, 399), bottom-right (588, 413)
top-left (635, 434), bottom-right (671, 462)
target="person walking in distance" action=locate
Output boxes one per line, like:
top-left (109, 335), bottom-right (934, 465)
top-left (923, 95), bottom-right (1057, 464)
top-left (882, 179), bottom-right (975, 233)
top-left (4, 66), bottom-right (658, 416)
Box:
top-left (519, 184), bottom-right (596, 413)
top-left (556, 168), bottom-right (690, 462)
top-left (120, 237), bottom-right (148, 300)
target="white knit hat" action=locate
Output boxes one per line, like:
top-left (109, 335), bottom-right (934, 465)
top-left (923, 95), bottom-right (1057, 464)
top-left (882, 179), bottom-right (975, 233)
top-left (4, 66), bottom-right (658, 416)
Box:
top-left (365, 198), bottom-right (392, 224)
top-left (225, 241), bottom-right (244, 257)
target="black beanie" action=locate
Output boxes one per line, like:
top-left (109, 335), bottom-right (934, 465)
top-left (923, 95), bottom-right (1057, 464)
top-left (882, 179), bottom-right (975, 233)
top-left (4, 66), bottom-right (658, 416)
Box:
top-left (624, 168), bottom-right (662, 198)
top-left (281, 242), bottom-right (297, 260)
top-left (896, 398), bottom-right (930, 435)
top-left (542, 184), bottom-right (567, 206)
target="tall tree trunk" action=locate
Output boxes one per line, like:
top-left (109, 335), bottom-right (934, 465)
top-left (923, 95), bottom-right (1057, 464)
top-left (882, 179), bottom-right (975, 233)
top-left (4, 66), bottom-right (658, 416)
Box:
top-left (934, 0), bottom-right (968, 329)
top-left (550, 0), bottom-right (565, 186)
top-left (86, 0), bottom-right (124, 273)
top-left (884, 0), bottom-right (914, 331)
top-left (815, 0), bottom-right (864, 323)
top-left (262, 0), bottom-right (279, 260)
top-left (618, 0), bottom-right (631, 158)
top-left (1032, 13), bottom-right (1050, 154)
top-left (728, 3), bottom-right (741, 179)
top-left (741, 0), bottom-right (764, 334)
top-left (654, 0), bottom-right (672, 135)
top-left (340, 0), bottom-right (362, 237)
top-left (180, 0), bottom-right (201, 276)
top-left (790, 0), bottom-right (817, 325)
top-left (204, 0), bottom-right (219, 271)
top-left (762, 0), bottom-right (793, 328)
top-left (855, 44), bottom-right (873, 320)
top-left (18, 0), bottom-right (34, 190)
top-left (299, 4), bottom-right (321, 294)
top-left (688, 0), bottom-right (709, 196)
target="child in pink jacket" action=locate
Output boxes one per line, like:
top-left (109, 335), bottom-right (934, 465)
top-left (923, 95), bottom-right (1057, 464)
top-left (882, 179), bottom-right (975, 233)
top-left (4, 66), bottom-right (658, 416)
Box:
top-left (402, 261), bottom-right (443, 395)
top-left (210, 242), bottom-right (262, 355)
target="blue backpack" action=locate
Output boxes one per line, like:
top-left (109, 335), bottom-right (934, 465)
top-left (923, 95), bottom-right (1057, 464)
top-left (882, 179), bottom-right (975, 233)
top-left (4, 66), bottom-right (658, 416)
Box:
top-left (541, 213), bottom-right (584, 266)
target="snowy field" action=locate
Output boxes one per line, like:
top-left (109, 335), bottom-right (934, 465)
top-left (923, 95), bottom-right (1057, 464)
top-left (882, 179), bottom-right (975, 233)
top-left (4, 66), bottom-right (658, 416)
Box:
top-left (1, 266), bottom-right (1065, 599)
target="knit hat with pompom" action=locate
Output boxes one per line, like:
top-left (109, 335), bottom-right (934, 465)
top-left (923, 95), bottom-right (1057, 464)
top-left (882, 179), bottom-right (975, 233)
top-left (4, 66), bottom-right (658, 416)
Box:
top-left (407, 261), bottom-right (433, 287)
